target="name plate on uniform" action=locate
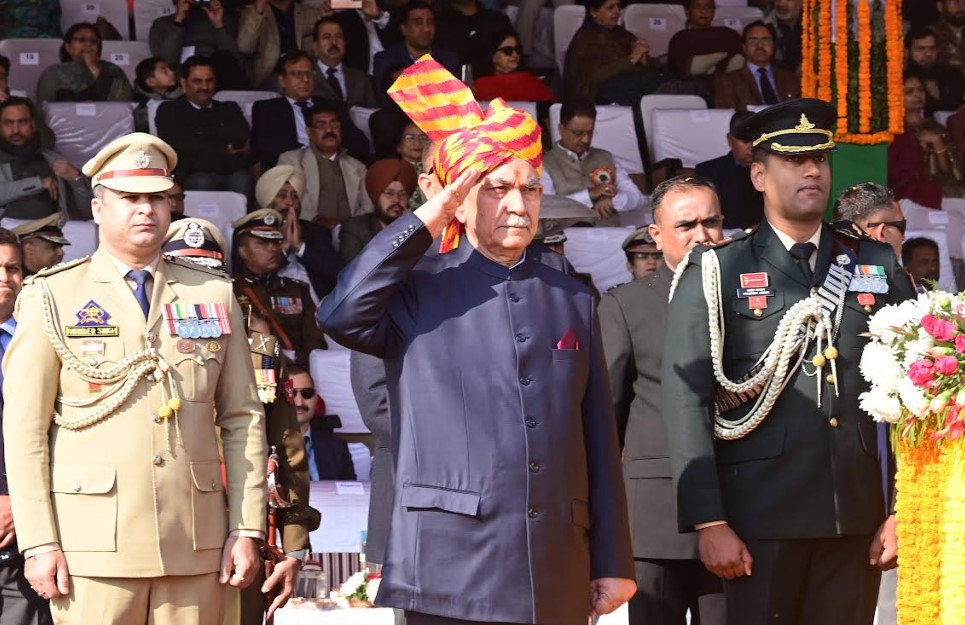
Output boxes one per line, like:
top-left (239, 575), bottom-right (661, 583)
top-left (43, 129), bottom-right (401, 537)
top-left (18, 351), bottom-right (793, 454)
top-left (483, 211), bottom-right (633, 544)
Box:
top-left (65, 325), bottom-right (119, 337)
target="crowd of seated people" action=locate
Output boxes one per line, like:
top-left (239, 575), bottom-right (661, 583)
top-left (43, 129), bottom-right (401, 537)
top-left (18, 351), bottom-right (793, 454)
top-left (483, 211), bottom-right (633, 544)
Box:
top-left (11, 0), bottom-right (965, 256)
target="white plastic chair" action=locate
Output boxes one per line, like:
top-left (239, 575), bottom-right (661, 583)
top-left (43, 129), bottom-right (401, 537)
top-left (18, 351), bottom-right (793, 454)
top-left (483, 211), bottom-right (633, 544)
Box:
top-left (935, 110), bottom-right (955, 127)
top-left (101, 40), bottom-right (152, 86)
top-left (623, 4), bottom-right (687, 61)
top-left (44, 101), bottom-right (136, 168)
top-left (548, 103), bottom-right (644, 174)
top-left (212, 90), bottom-right (282, 126)
top-left (712, 6), bottom-right (765, 32)
top-left (0, 39), bottom-right (63, 99)
top-left (639, 94), bottom-right (707, 162)
top-left (61, 0), bottom-right (131, 39)
top-left (651, 108), bottom-right (735, 168)
top-left (309, 349), bottom-right (369, 435)
top-left (133, 0), bottom-right (175, 41)
top-left (553, 5), bottom-right (587, 74)
top-left (349, 106), bottom-right (378, 152)
top-left (183, 191), bottom-right (247, 246)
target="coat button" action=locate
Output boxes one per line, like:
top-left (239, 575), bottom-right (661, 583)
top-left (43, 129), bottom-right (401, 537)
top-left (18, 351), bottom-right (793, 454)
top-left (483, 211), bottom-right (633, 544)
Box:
top-left (72, 483), bottom-right (81, 492)
top-left (509, 294), bottom-right (520, 303)
top-left (152, 455), bottom-right (163, 466)
top-left (528, 462), bottom-right (540, 472)
top-left (527, 507), bottom-right (539, 518)
top-left (146, 332), bottom-right (157, 343)
top-left (88, 358), bottom-right (98, 366)
top-left (519, 376), bottom-right (531, 386)
top-left (515, 334), bottom-right (527, 343)
top-left (826, 374), bottom-right (835, 384)
top-left (525, 417), bottom-right (538, 428)
top-left (753, 309), bottom-right (763, 318)
top-left (829, 418), bottom-right (839, 429)
top-left (151, 414), bottom-right (159, 423)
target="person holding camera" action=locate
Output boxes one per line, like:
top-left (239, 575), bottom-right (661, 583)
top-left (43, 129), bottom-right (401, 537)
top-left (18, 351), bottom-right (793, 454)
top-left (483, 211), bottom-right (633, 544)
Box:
top-left (149, 0), bottom-right (249, 91)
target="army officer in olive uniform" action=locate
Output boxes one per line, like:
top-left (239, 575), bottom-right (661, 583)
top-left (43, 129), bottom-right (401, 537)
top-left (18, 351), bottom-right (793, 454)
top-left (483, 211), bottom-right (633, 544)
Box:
top-left (2, 133), bottom-right (268, 625)
top-left (231, 209), bottom-right (327, 365)
top-left (662, 100), bottom-right (917, 625)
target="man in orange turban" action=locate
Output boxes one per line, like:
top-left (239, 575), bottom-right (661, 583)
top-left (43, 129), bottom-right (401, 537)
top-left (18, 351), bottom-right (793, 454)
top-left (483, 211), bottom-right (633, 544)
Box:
top-left (317, 56), bottom-right (635, 625)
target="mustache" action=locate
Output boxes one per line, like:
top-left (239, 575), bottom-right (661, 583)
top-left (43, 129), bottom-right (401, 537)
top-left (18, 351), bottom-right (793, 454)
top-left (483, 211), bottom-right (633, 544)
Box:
top-left (322, 132), bottom-right (337, 140)
top-left (503, 215), bottom-right (532, 228)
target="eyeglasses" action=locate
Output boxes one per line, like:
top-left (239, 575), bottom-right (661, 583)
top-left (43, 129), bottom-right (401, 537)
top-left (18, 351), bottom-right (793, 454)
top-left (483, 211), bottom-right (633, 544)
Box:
top-left (628, 251), bottom-right (663, 261)
top-left (71, 36), bottom-right (100, 44)
top-left (496, 45), bottom-right (522, 56)
top-left (290, 387), bottom-right (316, 399)
top-left (309, 119), bottom-right (341, 129)
top-left (403, 133), bottom-right (430, 145)
top-left (382, 189), bottom-right (411, 200)
top-left (866, 219), bottom-right (907, 235)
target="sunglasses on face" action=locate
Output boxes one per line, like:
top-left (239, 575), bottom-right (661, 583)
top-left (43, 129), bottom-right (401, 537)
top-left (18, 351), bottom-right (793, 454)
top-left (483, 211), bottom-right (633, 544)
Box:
top-left (865, 219), bottom-right (907, 235)
top-left (496, 45), bottom-right (522, 56)
top-left (291, 387), bottom-right (317, 399)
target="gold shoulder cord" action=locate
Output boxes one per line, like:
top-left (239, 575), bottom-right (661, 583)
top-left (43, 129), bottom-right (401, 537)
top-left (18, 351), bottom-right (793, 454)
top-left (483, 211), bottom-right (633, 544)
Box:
top-left (38, 280), bottom-right (184, 448)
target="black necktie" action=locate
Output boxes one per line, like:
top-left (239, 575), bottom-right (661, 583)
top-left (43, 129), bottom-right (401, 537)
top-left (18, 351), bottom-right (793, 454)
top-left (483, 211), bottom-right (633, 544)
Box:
top-left (789, 242), bottom-right (816, 284)
top-left (326, 67), bottom-right (345, 101)
top-left (128, 270), bottom-right (151, 319)
top-left (759, 67), bottom-right (779, 105)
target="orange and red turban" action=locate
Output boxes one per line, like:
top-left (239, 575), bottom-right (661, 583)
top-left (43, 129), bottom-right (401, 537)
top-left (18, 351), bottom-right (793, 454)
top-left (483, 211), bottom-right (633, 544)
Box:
top-left (388, 55), bottom-right (542, 252)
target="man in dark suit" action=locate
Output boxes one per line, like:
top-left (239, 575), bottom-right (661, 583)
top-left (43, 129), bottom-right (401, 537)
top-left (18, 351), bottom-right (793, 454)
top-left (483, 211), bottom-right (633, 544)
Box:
top-left (695, 111), bottom-right (764, 229)
top-left (311, 16), bottom-right (377, 109)
top-left (372, 1), bottom-right (460, 107)
top-left (0, 228), bottom-right (50, 624)
top-left (250, 51), bottom-right (369, 171)
top-left (349, 351), bottom-right (392, 565)
top-left (600, 176), bottom-right (726, 625)
top-left (662, 99), bottom-right (916, 625)
top-left (290, 365), bottom-right (356, 481)
top-left (155, 56), bottom-right (252, 200)
top-left (714, 21), bottom-right (800, 111)
top-left (317, 58), bottom-right (634, 624)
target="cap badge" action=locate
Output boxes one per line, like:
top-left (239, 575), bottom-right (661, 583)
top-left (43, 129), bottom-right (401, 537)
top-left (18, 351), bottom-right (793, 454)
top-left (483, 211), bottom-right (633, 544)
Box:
top-left (263, 213), bottom-right (277, 226)
top-left (796, 114), bottom-right (816, 131)
top-left (133, 150), bottom-right (151, 169)
top-left (183, 222), bottom-right (205, 249)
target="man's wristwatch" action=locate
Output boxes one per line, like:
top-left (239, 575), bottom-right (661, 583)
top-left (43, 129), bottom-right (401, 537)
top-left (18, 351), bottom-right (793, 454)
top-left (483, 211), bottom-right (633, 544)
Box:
top-left (286, 549), bottom-right (310, 562)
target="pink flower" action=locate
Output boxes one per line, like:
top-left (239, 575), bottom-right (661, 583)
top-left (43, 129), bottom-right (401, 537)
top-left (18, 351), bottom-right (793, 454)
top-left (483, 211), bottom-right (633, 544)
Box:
top-left (922, 314), bottom-right (958, 341)
top-left (955, 335), bottom-right (965, 354)
top-left (948, 406), bottom-right (965, 440)
top-left (936, 356), bottom-right (961, 376)
top-left (909, 359), bottom-right (936, 387)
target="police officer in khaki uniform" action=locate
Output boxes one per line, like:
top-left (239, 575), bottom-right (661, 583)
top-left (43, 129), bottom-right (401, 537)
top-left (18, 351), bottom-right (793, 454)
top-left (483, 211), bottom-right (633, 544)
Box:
top-left (622, 227), bottom-right (663, 280)
top-left (2, 133), bottom-right (268, 625)
top-left (162, 218), bottom-right (316, 624)
top-left (10, 214), bottom-right (70, 277)
top-left (231, 209), bottom-right (327, 364)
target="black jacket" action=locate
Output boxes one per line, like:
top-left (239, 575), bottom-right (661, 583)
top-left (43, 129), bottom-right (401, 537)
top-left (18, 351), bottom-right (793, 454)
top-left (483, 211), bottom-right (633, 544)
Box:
top-left (155, 97), bottom-right (249, 178)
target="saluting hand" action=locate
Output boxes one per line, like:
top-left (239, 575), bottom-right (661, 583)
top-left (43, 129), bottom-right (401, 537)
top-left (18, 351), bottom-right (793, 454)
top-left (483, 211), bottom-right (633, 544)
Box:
top-left (698, 523), bottom-right (753, 579)
top-left (220, 535), bottom-right (260, 589)
top-left (263, 557), bottom-right (302, 619)
top-left (412, 168), bottom-right (481, 239)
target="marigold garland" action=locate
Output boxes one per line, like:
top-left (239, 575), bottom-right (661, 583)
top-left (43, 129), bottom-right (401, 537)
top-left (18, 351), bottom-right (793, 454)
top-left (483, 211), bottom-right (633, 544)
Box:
top-left (857, 1), bottom-right (872, 132)
top-left (896, 442), bottom-right (943, 625)
top-left (802, 0), bottom-right (903, 144)
top-left (940, 444), bottom-right (965, 624)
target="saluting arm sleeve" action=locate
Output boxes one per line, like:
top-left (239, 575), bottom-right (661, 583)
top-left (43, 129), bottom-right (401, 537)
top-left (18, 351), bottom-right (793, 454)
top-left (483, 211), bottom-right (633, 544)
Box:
top-left (661, 254), bottom-right (727, 531)
top-left (316, 211), bottom-right (431, 357)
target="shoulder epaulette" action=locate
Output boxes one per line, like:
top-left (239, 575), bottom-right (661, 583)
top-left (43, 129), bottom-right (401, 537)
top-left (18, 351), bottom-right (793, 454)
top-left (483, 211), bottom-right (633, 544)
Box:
top-left (164, 256), bottom-right (230, 278)
top-left (830, 220), bottom-right (871, 241)
top-left (23, 256), bottom-right (91, 285)
top-left (695, 227), bottom-right (753, 255)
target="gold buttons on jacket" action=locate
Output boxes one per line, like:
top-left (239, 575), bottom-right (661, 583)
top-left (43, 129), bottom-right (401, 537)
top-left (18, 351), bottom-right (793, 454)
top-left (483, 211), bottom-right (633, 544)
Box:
top-left (72, 483), bottom-right (81, 492)
top-left (753, 309), bottom-right (763, 318)
top-left (829, 418), bottom-right (839, 429)
top-left (152, 455), bottom-right (163, 466)
top-left (826, 374), bottom-right (836, 384)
